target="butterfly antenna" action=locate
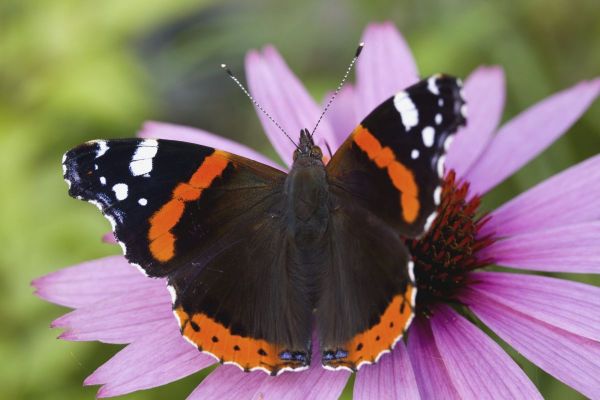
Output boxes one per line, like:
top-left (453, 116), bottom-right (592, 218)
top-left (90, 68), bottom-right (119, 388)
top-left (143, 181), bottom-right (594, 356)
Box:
top-left (310, 42), bottom-right (364, 138)
top-left (221, 64), bottom-right (300, 150)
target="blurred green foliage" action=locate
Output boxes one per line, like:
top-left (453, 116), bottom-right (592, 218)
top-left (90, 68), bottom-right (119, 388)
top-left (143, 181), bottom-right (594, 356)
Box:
top-left (1, 0), bottom-right (598, 399)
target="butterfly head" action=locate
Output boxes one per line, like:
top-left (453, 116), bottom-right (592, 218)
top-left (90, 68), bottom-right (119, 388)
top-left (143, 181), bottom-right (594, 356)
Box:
top-left (294, 129), bottom-right (323, 161)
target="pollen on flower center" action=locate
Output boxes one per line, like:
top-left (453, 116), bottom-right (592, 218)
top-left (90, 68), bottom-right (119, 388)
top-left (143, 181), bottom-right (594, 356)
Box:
top-left (407, 170), bottom-right (495, 314)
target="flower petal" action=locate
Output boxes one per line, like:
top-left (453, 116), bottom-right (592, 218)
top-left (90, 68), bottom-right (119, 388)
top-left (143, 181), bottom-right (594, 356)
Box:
top-left (463, 287), bottom-right (600, 399)
top-left (430, 305), bottom-right (542, 399)
top-left (479, 222), bottom-right (600, 273)
top-left (138, 121), bottom-right (282, 170)
top-left (187, 366), bottom-right (268, 399)
top-left (464, 78), bottom-right (600, 194)
top-left (86, 321), bottom-right (214, 398)
top-left (355, 22), bottom-right (419, 119)
top-left (407, 317), bottom-right (460, 399)
top-left (467, 272), bottom-right (600, 342)
top-left (52, 283), bottom-right (171, 344)
top-left (446, 66), bottom-right (505, 179)
top-left (32, 256), bottom-right (151, 308)
top-left (245, 46), bottom-right (335, 167)
top-left (354, 341), bottom-right (420, 400)
top-left (102, 232), bottom-right (117, 244)
top-left (481, 154), bottom-right (600, 237)
top-left (323, 85), bottom-right (358, 150)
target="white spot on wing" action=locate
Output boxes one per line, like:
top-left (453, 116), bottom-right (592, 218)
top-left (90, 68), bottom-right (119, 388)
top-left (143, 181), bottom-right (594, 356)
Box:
top-left (167, 285), bottom-right (177, 304)
top-left (112, 183), bottom-right (128, 200)
top-left (130, 140), bottom-right (159, 176)
top-left (435, 113), bottom-right (442, 125)
top-left (411, 149), bottom-right (420, 159)
top-left (434, 186), bottom-right (442, 205)
top-left (438, 98), bottom-right (444, 107)
top-left (95, 141), bottom-right (109, 158)
top-left (461, 104), bottom-right (468, 118)
top-left (437, 155), bottom-right (446, 178)
top-left (130, 159), bottom-right (153, 176)
top-left (427, 76), bottom-right (440, 95)
top-left (99, 176), bottom-right (106, 185)
top-left (408, 260), bottom-right (415, 284)
top-left (424, 211), bottom-right (438, 233)
top-left (393, 92), bottom-right (419, 131)
top-left (138, 198), bottom-right (148, 206)
top-left (422, 127), bottom-right (435, 147)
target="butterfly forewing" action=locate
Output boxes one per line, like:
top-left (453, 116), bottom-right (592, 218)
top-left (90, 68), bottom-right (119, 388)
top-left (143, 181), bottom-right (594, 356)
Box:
top-left (327, 74), bottom-right (466, 238)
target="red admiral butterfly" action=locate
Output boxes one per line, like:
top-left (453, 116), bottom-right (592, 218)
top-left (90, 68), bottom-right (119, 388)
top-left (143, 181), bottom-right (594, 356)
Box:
top-left (63, 64), bottom-right (466, 375)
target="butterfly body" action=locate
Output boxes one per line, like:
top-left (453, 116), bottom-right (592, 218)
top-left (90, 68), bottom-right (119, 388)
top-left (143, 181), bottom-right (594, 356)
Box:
top-left (285, 131), bottom-right (329, 252)
top-left (63, 75), bottom-right (466, 375)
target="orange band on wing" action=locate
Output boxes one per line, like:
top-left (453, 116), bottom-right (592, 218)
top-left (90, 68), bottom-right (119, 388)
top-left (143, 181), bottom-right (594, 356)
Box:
top-left (353, 126), bottom-right (419, 222)
top-left (323, 285), bottom-right (414, 370)
top-left (148, 151), bottom-right (230, 262)
top-left (174, 307), bottom-right (309, 375)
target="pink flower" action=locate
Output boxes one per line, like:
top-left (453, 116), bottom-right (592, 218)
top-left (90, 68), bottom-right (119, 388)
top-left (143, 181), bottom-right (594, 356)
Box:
top-left (33, 22), bottom-right (600, 399)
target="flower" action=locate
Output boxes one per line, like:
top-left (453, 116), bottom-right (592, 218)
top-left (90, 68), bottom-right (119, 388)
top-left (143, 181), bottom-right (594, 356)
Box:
top-left (33, 22), bottom-right (600, 399)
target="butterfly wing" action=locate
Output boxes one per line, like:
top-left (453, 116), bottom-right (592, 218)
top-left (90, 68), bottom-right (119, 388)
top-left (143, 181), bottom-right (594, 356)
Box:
top-left (63, 139), bottom-right (312, 374)
top-left (326, 74), bottom-right (466, 238)
top-left (319, 75), bottom-right (466, 370)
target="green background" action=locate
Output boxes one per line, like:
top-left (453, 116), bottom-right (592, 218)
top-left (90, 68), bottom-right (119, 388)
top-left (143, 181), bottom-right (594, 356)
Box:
top-left (1, 0), bottom-right (599, 398)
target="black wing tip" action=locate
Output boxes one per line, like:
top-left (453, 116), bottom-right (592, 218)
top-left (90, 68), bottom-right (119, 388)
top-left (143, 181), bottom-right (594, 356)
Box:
top-left (62, 141), bottom-right (104, 199)
top-left (427, 73), bottom-right (467, 127)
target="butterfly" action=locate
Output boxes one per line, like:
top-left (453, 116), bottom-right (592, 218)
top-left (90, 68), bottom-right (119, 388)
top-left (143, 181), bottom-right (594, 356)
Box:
top-left (63, 74), bottom-right (466, 375)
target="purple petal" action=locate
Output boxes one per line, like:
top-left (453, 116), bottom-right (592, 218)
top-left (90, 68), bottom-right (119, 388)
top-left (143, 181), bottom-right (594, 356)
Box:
top-left (355, 22), bottom-right (419, 119)
top-left (245, 46), bottom-right (335, 167)
top-left (467, 272), bottom-right (600, 342)
top-left (138, 121), bottom-right (282, 170)
top-left (479, 222), bottom-right (600, 273)
top-left (407, 317), bottom-right (460, 399)
top-left (481, 154), bottom-right (600, 238)
top-left (446, 66), bottom-right (505, 179)
top-left (464, 78), bottom-right (600, 194)
top-left (101, 232), bottom-right (117, 244)
top-left (32, 256), bottom-right (153, 308)
top-left (463, 287), bottom-right (600, 399)
top-left (86, 321), bottom-right (214, 398)
top-left (323, 85), bottom-right (358, 151)
top-left (187, 366), bottom-right (268, 400)
top-left (52, 283), bottom-right (171, 344)
top-left (430, 305), bottom-right (541, 399)
top-left (354, 341), bottom-right (420, 400)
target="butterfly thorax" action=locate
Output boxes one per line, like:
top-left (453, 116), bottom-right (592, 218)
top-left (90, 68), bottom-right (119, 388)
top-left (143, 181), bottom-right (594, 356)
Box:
top-left (286, 130), bottom-right (329, 253)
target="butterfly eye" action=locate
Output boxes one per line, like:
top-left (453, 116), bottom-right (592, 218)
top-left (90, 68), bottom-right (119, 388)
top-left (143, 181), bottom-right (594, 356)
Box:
top-left (311, 146), bottom-right (323, 159)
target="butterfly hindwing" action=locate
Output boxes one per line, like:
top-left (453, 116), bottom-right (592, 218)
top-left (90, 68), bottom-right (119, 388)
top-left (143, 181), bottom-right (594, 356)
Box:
top-left (63, 139), bottom-right (312, 375)
top-left (317, 198), bottom-right (416, 370)
top-left (319, 75), bottom-right (466, 370)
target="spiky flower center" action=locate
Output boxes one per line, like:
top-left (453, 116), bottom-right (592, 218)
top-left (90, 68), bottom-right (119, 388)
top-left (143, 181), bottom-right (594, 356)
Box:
top-left (407, 170), bottom-right (495, 314)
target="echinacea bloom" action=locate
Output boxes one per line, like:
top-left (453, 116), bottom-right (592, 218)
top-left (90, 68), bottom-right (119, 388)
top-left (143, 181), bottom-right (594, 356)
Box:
top-left (33, 22), bottom-right (600, 399)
